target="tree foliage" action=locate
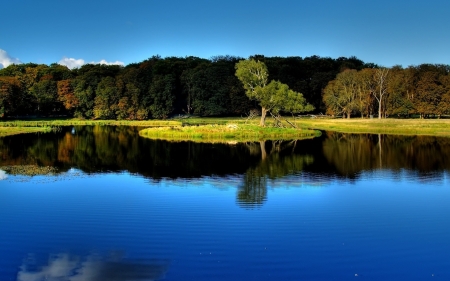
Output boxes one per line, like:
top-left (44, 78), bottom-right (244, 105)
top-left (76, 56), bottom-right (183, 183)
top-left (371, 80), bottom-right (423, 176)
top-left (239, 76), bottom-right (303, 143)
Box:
top-left (7, 55), bottom-right (450, 120)
top-left (236, 59), bottom-right (313, 126)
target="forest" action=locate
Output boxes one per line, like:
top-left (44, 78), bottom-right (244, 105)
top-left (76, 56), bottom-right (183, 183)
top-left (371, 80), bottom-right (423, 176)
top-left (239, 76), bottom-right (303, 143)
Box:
top-left (0, 54), bottom-right (448, 119)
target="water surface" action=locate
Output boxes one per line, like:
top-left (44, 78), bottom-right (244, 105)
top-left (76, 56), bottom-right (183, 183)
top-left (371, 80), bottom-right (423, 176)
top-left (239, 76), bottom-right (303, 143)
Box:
top-left (1, 127), bottom-right (449, 280)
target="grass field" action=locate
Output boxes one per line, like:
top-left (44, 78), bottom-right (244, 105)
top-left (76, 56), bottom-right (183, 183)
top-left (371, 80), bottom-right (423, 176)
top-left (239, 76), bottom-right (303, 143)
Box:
top-left (1, 117), bottom-right (450, 138)
top-left (292, 118), bottom-right (450, 136)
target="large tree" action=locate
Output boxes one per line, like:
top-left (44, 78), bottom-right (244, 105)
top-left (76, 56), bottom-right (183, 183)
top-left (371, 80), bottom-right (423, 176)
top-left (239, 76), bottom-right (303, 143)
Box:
top-left (235, 59), bottom-right (313, 126)
top-left (322, 69), bottom-right (359, 118)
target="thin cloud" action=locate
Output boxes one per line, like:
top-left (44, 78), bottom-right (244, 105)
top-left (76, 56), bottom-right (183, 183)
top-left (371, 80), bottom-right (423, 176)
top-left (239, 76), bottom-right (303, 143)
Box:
top-left (58, 57), bottom-right (124, 69)
top-left (0, 49), bottom-right (22, 69)
top-left (0, 170), bottom-right (7, 180)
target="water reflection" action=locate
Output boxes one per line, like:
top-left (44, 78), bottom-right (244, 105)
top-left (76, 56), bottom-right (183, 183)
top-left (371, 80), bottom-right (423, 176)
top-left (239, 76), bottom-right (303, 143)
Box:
top-left (17, 253), bottom-right (169, 281)
top-left (321, 132), bottom-right (450, 177)
top-left (237, 140), bottom-right (315, 207)
top-left (1, 126), bottom-right (450, 181)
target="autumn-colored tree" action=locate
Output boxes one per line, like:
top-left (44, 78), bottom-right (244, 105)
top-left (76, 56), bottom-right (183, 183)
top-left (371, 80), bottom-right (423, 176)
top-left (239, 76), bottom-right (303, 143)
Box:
top-left (414, 70), bottom-right (444, 118)
top-left (0, 77), bottom-right (22, 117)
top-left (57, 79), bottom-right (78, 112)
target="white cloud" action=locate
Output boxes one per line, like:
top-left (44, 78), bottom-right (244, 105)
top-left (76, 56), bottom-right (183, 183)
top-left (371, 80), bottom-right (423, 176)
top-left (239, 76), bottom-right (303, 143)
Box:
top-left (58, 57), bottom-right (124, 69)
top-left (93, 59), bottom-right (124, 66)
top-left (58, 57), bottom-right (85, 69)
top-left (0, 49), bottom-right (22, 69)
top-left (0, 170), bottom-right (7, 180)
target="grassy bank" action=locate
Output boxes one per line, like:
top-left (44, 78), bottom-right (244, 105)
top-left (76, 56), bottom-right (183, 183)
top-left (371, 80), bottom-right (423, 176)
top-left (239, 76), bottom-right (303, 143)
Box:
top-left (139, 124), bottom-right (321, 143)
top-left (0, 126), bottom-right (52, 137)
top-left (0, 119), bottom-right (182, 137)
top-left (293, 118), bottom-right (450, 136)
top-left (2, 117), bottom-right (450, 138)
top-left (0, 119), bottom-right (182, 127)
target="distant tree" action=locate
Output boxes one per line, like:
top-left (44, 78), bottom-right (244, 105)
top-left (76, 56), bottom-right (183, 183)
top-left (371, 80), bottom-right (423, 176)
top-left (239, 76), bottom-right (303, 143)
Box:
top-left (149, 74), bottom-right (176, 119)
top-left (94, 76), bottom-right (118, 119)
top-left (29, 79), bottom-right (57, 114)
top-left (57, 79), bottom-right (78, 113)
top-left (0, 77), bottom-right (22, 117)
top-left (323, 69), bottom-right (359, 118)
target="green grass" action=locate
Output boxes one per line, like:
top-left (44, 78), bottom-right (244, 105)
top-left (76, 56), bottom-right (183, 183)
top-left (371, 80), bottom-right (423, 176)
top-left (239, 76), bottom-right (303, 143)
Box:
top-left (3, 117), bottom-right (450, 138)
top-left (139, 123), bottom-right (321, 143)
top-left (0, 165), bottom-right (58, 176)
top-left (0, 119), bottom-right (182, 127)
top-left (292, 118), bottom-right (450, 136)
top-left (0, 126), bottom-right (52, 136)
top-left (0, 119), bottom-right (182, 137)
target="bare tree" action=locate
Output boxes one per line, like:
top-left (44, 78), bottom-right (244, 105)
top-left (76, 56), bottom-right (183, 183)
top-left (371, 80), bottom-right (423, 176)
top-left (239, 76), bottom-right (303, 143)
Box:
top-left (372, 68), bottom-right (390, 119)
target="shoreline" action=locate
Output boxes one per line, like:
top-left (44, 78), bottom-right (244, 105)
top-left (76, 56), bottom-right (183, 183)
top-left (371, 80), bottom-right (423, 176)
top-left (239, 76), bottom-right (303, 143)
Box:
top-left (1, 118), bottom-right (450, 138)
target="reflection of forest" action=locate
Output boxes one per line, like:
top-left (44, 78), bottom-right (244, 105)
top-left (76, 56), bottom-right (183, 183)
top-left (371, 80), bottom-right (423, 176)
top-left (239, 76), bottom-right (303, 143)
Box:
top-left (321, 132), bottom-right (450, 176)
top-left (2, 127), bottom-right (450, 206)
top-left (0, 126), bottom-right (261, 178)
top-left (1, 127), bottom-right (449, 182)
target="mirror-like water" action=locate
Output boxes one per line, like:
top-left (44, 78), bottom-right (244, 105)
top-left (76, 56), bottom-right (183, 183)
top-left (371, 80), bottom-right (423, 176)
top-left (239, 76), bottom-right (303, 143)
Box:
top-left (1, 126), bottom-right (450, 280)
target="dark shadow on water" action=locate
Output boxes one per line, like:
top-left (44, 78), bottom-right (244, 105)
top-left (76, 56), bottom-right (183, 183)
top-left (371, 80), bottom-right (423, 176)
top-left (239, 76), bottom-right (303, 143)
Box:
top-left (1, 126), bottom-right (450, 182)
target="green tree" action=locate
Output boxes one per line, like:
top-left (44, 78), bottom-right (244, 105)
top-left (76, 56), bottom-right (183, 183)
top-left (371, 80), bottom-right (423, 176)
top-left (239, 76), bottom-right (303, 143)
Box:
top-left (235, 59), bottom-right (313, 126)
top-left (94, 76), bottom-right (118, 119)
top-left (323, 69), bottom-right (359, 118)
top-left (149, 74), bottom-right (176, 119)
top-left (29, 79), bottom-right (58, 114)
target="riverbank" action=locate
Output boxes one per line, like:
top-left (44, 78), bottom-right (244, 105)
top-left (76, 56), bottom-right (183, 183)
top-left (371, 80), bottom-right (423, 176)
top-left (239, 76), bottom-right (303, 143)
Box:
top-left (1, 117), bottom-right (450, 138)
top-left (0, 126), bottom-right (52, 137)
top-left (0, 119), bottom-right (182, 137)
top-left (293, 118), bottom-right (450, 136)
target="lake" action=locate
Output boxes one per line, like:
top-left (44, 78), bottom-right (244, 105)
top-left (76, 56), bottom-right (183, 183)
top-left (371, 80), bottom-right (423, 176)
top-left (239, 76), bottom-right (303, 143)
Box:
top-left (1, 126), bottom-right (450, 280)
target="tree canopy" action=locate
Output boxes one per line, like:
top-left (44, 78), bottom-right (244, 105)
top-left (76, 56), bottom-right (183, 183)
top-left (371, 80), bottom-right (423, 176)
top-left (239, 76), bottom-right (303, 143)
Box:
top-left (235, 59), bottom-right (313, 126)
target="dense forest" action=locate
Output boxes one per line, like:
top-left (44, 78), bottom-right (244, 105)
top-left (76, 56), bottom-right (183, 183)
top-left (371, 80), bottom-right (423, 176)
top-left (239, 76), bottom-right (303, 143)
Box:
top-left (1, 54), bottom-right (449, 120)
top-left (0, 55), bottom-right (370, 119)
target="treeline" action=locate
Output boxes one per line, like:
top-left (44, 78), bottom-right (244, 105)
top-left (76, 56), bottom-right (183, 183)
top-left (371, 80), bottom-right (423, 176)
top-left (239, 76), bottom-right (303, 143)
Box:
top-left (0, 55), bottom-right (369, 119)
top-left (323, 64), bottom-right (450, 118)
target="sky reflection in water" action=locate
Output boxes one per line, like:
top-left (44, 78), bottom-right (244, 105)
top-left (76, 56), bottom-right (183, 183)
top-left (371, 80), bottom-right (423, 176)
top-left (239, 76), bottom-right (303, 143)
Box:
top-left (1, 128), bottom-right (450, 280)
top-left (17, 253), bottom-right (169, 281)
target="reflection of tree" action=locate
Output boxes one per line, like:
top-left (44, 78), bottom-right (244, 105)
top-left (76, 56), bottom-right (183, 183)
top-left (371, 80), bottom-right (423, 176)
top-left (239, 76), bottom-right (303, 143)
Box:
top-left (322, 132), bottom-right (450, 176)
top-left (237, 169), bottom-right (267, 207)
top-left (237, 140), bottom-right (314, 208)
top-left (17, 252), bottom-right (169, 281)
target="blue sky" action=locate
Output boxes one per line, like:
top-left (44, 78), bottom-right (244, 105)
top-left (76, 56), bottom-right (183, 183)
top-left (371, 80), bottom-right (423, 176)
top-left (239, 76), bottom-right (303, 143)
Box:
top-left (2, 0), bottom-right (450, 69)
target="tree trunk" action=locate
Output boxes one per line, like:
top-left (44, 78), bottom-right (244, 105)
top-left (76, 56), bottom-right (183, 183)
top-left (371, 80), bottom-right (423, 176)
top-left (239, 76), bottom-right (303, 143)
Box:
top-left (259, 141), bottom-right (267, 160)
top-left (347, 110), bottom-right (351, 119)
top-left (378, 97), bottom-right (382, 119)
top-left (259, 107), bottom-right (267, 126)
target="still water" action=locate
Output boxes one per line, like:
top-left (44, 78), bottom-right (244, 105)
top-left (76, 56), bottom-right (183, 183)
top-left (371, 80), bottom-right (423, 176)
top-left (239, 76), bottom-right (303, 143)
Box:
top-left (1, 126), bottom-right (450, 280)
